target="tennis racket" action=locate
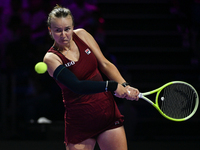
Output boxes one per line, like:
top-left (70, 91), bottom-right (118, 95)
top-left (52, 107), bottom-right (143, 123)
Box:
top-left (138, 81), bottom-right (199, 121)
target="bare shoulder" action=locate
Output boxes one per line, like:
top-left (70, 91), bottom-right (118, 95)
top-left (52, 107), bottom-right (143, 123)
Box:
top-left (74, 28), bottom-right (88, 36)
top-left (44, 52), bottom-right (63, 64)
top-left (73, 28), bottom-right (95, 46)
top-left (43, 52), bottom-right (63, 77)
top-left (43, 52), bottom-right (56, 62)
top-left (73, 28), bottom-right (90, 40)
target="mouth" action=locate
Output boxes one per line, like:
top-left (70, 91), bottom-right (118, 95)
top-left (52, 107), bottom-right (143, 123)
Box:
top-left (61, 39), bottom-right (68, 42)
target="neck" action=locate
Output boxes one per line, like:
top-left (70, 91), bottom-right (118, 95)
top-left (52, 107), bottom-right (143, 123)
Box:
top-left (53, 42), bottom-right (71, 52)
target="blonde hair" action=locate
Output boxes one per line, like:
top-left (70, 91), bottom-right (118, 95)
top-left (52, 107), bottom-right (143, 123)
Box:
top-left (47, 4), bottom-right (74, 28)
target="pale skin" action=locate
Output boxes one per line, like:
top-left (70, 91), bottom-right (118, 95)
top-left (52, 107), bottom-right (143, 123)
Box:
top-left (44, 15), bottom-right (139, 150)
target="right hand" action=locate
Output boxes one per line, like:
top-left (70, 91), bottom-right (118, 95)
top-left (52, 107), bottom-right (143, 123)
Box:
top-left (125, 86), bottom-right (139, 101)
top-left (114, 84), bottom-right (127, 98)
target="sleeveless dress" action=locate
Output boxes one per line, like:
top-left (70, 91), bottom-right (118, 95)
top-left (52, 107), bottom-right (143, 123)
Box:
top-left (48, 32), bottom-right (124, 144)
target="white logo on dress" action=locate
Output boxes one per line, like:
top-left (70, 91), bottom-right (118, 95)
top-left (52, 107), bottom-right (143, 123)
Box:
top-left (65, 61), bottom-right (75, 67)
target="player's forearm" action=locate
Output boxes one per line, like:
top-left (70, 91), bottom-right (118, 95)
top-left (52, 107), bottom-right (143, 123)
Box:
top-left (100, 62), bottom-right (126, 84)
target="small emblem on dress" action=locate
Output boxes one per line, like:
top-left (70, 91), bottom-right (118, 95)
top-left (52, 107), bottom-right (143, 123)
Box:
top-left (115, 121), bottom-right (120, 125)
top-left (85, 48), bottom-right (91, 55)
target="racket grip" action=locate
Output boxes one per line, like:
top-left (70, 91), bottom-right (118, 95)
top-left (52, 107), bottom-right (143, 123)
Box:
top-left (138, 93), bottom-right (143, 98)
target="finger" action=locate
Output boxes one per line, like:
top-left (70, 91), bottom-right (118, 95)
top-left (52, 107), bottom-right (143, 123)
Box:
top-left (114, 93), bottom-right (126, 99)
top-left (128, 96), bottom-right (138, 101)
top-left (122, 93), bottom-right (127, 98)
top-left (126, 96), bottom-right (134, 101)
top-left (135, 96), bottom-right (139, 101)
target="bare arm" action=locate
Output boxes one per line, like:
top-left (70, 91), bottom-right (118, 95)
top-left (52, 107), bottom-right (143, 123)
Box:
top-left (75, 29), bottom-right (139, 99)
top-left (75, 29), bottom-right (126, 84)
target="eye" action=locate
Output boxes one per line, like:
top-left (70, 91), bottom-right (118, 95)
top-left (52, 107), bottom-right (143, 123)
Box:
top-left (65, 27), bottom-right (70, 31)
top-left (55, 28), bottom-right (62, 32)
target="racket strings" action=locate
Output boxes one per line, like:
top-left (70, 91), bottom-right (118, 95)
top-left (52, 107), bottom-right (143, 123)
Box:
top-left (159, 83), bottom-right (197, 119)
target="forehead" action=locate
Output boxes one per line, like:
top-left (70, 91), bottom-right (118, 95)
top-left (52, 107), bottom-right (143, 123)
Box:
top-left (51, 16), bottom-right (73, 28)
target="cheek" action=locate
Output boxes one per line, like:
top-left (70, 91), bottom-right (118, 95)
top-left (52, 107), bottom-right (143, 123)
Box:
top-left (52, 33), bottom-right (59, 40)
top-left (67, 34), bottom-right (72, 40)
top-left (67, 31), bottom-right (73, 39)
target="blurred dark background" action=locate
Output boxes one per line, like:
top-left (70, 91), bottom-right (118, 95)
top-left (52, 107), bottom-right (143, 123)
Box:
top-left (0, 0), bottom-right (200, 149)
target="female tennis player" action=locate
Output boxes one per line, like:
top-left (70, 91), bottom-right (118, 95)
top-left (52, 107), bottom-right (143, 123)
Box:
top-left (43, 5), bottom-right (139, 150)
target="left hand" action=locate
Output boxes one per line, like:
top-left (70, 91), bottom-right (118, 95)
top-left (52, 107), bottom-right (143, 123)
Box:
top-left (114, 84), bottom-right (127, 99)
top-left (125, 86), bottom-right (140, 101)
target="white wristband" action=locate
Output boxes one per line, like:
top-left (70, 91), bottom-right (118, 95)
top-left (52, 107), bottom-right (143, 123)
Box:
top-left (105, 81), bottom-right (108, 92)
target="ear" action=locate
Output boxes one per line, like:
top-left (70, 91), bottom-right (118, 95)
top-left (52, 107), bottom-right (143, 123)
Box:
top-left (48, 27), bottom-right (51, 34)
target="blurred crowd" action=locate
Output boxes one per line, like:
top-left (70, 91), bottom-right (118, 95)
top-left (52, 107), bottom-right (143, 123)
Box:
top-left (170, 0), bottom-right (200, 64)
top-left (0, 0), bottom-right (105, 123)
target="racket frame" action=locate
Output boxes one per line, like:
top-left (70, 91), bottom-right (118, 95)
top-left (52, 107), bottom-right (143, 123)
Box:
top-left (139, 81), bottom-right (199, 121)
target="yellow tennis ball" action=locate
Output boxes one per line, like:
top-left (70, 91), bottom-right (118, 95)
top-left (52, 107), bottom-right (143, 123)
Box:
top-left (35, 62), bottom-right (47, 74)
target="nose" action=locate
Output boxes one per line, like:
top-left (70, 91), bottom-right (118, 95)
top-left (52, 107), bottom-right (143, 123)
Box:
top-left (60, 30), bottom-right (66, 37)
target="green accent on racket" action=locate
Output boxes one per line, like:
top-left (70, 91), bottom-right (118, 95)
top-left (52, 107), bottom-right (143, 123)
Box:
top-left (139, 81), bottom-right (199, 121)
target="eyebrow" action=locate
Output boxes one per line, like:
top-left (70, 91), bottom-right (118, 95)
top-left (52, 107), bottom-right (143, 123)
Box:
top-left (53, 26), bottom-right (71, 29)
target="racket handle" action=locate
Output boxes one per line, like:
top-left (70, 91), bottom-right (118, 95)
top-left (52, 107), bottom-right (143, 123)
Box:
top-left (138, 93), bottom-right (143, 98)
